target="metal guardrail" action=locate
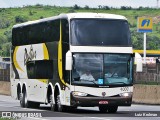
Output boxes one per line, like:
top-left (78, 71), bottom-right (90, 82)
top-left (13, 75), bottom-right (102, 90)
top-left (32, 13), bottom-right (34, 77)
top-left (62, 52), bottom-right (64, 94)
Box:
top-left (134, 72), bottom-right (160, 84)
top-left (0, 69), bottom-right (10, 82)
top-left (134, 64), bottom-right (160, 84)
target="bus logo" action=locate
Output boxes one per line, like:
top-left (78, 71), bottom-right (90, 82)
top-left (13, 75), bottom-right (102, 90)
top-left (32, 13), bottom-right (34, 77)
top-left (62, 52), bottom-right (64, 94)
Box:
top-left (102, 92), bottom-right (106, 97)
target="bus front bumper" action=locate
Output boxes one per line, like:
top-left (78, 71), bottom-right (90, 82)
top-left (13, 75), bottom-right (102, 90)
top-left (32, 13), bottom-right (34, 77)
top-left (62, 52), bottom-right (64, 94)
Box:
top-left (71, 95), bottom-right (132, 107)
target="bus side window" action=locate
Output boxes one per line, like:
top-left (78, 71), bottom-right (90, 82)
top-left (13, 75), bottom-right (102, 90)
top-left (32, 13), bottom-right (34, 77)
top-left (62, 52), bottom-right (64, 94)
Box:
top-left (48, 20), bottom-right (60, 42)
top-left (27, 61), bottom-right (35, 79)
top-left (26, 60), bottom-right (53, 79)
top-left (35, 60), bottom-right (53, 79)
top-left (61, 19), bottom-right (69, 44)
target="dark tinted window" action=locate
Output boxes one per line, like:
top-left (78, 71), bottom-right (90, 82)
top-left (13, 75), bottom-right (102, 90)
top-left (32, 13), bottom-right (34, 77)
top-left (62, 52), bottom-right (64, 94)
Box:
top-left (27, 60), bottom-right (53, 79)
top-left (71, 19), bottom-right (131, 46)
top-left (61, 19), bottom-right (69, 44)
top-left (12, 19), bottom-right (60, 46)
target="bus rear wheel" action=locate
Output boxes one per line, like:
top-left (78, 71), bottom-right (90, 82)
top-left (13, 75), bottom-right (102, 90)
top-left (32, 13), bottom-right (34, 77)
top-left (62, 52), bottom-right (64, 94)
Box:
top-left (20, 92), bottom-right (25, 108)
top-left (57, 95), bottom-right (66, 112)
top-left (20, 91), bottom-right (31, 108)
top-left (20, 90), bottom-right (40, 108)
top-left (50, 94), bottom-right (57, 111)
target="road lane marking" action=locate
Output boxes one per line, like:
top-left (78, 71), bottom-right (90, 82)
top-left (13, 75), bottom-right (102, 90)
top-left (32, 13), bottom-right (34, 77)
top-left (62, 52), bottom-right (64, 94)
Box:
top-left (28, 117), bottom-right (48, 120)
top-left (88, 117), bottom-right (111, 120)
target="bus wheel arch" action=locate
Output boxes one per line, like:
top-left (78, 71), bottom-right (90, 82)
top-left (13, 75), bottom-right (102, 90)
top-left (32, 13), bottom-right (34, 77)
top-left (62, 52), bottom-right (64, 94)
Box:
top-left (47, 84), bottom-right (59, 111)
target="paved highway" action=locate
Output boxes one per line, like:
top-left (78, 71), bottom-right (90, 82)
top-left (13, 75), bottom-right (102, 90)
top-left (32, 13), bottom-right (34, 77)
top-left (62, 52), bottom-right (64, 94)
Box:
top-left (0, 95), bottom-right (160, 120)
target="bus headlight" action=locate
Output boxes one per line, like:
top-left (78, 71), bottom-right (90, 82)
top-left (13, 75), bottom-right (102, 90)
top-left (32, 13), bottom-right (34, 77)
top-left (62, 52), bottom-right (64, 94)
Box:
top-left (72, 91), bottom-right (88, 97)
top-left (119, 92), bottom-right (132, 97)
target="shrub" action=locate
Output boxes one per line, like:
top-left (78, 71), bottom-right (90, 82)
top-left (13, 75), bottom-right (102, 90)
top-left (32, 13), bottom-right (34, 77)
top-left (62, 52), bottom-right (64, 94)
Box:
top-left (15, 15), bottom-right (27, 23)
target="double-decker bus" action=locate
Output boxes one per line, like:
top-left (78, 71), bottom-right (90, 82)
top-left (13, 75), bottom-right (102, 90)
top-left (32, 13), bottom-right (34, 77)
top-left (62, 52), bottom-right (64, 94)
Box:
top-left (11, 13), bottom-right (141, 113)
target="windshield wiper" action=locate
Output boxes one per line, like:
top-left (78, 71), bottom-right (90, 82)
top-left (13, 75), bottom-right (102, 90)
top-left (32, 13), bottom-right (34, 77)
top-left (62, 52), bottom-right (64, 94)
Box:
top-left (111, 82), bottom-right (127, 85)
top-left (80, 79), bottom-right (99, 86)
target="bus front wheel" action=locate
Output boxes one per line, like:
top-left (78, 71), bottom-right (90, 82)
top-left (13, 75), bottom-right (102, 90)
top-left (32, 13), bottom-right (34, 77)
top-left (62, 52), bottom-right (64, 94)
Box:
top-left (108, 106), bottom-right (118, 113)
top-left (99, 106), bottom-right (118, 113)
top-left (99, 106), bottom-right (108, 113)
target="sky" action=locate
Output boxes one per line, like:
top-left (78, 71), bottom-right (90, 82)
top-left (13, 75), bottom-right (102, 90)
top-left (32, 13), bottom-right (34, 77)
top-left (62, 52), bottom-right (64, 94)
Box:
top-left (0, 0), bottom-right (159, 8)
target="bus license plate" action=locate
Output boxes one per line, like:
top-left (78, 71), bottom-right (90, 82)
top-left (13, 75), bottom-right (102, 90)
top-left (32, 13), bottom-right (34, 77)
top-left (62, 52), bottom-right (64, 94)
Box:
top-left (99, 101), bottom-right (108, 104)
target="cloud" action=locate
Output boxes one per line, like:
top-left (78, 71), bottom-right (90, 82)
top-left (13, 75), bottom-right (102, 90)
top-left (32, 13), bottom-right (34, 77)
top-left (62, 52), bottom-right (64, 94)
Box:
top-left (0, 0), bottom-right (157, 8)
top-left (0, 0), bottom-right (10, 8)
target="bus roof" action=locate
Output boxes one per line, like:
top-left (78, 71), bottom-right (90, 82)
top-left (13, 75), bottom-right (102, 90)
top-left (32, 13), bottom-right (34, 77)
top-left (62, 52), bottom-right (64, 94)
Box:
top-left (13, 13), bottom-right (127, 28)
top-left (66, 13), bottom-right (127, 20)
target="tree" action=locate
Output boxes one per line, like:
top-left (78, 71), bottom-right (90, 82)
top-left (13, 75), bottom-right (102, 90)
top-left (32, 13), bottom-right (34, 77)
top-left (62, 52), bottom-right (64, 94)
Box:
top-left (84, 5), bottom-right (90, 10)
top-left (4, 30), bottom-right (12, 42)
top-left (147, 36), bottom-right (160, 50)
top-left (1, 42), bottom-right (11, 56)
top-left (73, 4), bottom-right (80, 10)
top-left (121, 6), bottom-right (132, 10)
top-left (103, 6), bottom-right (110, 10)
top-left (98, 5), bottom-right (102, 9)
top-left (131, 30), bottom-right (143, 49)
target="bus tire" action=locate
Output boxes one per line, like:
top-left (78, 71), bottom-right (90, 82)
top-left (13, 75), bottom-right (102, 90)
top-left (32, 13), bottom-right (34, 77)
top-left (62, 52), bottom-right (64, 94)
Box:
top-left (50, 94), bottom-right (57, 111)
top-left (57, 95), bottom-right (66, 112)
top-left (20, 93), bottom-right (25, 108)
top-left (17, 85), bottom-right (21, 100)
top-left (20, 91), bottom-right (30, 108)
top-left (23, 90), bottom-right (31, 108)
top-left (99, 106), bottom-right (108, 113)
top-left (20, 89), bottom-right (36, 108)
top-left (108, 106), bottom-right (118, 113)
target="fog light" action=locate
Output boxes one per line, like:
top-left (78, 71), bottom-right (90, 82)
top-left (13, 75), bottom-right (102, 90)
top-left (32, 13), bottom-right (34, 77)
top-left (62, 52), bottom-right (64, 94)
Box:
top-left (72, 91), bottom-right (88, 97)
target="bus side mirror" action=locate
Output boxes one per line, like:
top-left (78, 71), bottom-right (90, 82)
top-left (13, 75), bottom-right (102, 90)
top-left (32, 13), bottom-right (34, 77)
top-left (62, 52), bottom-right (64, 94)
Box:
top-left (65, 51), bottom-right (72, 70)
top-left (134, 52), bottom-right (143, 72)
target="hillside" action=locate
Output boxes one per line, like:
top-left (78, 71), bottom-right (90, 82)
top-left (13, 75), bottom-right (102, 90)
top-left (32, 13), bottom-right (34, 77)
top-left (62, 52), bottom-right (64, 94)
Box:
top-left (0, 5), bottom-right (160, 56)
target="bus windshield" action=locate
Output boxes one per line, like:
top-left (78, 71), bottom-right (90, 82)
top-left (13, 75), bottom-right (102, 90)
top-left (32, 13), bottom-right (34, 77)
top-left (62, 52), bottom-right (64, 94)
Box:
top-left (71, 19), bottom-right (131, 46)
top-left (72, 54), bottom-right (133, 86)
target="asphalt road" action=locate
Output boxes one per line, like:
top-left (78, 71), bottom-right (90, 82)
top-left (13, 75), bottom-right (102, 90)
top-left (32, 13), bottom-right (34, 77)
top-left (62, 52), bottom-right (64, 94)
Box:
top-left (0, 95), bottom-right (160, 120)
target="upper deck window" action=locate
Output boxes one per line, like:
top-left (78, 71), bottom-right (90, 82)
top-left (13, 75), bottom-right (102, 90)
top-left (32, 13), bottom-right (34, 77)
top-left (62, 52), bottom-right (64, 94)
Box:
top-left (12, 19), bottom-right (60, 46)
top-left (71, 19), bottom-right (131, 46)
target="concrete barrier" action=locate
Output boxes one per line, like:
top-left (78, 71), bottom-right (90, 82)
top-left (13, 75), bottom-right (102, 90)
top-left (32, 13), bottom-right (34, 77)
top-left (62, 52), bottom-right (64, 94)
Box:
top-left (133, 84), bottom-right (160, 104)
top-left (0, 81), bottom-right (11, 96)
